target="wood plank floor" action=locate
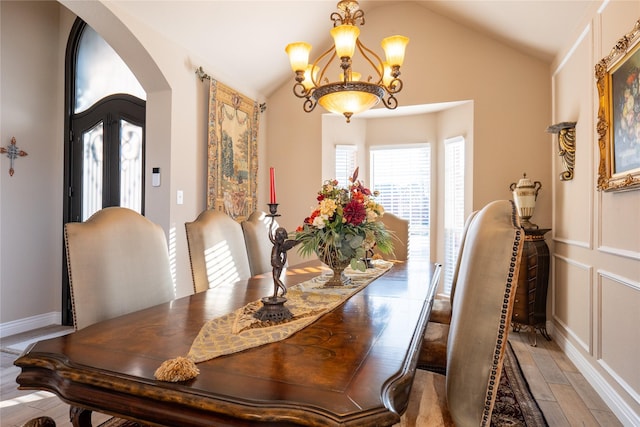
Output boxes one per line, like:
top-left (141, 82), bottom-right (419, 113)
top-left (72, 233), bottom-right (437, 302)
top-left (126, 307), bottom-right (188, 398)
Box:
top-left (0, 326), bottom-right (112, 427)
top-left (1, 326), bottom-right (624, 426)
top-left (508, 330), bottom-right (622, 427)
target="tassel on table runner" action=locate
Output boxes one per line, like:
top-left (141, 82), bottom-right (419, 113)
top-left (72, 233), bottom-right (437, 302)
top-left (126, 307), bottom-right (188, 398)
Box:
top-left (154, 260), bottom-right (394, 382)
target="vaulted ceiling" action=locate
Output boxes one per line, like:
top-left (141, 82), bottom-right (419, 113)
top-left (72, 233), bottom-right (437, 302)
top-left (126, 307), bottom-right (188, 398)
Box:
top-left (110, 1), bottom-right (597, 97)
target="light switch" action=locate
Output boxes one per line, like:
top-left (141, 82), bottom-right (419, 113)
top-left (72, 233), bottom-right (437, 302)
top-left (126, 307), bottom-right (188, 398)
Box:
top-left (152, 167), bottom-right (161, 187)
top-left (177, 190), bottom-right (184, 205)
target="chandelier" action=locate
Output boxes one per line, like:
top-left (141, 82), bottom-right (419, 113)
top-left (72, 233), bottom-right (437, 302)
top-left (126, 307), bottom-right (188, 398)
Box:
top-left (285, 0), bottom-right (409, 122)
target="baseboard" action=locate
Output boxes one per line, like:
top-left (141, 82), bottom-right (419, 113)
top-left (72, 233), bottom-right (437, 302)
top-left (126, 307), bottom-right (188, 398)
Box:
top-left (553, 330), bottom-right (640, 427)
top-left (0, 312), bottom-right (61, 338)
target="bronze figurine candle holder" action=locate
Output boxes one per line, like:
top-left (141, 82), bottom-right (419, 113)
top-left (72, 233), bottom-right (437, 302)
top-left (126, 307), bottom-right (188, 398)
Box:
top-left (253, 203), bottom-right (300, 322)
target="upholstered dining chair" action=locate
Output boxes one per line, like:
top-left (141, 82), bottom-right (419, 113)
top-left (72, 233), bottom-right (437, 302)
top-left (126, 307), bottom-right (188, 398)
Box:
top-left (185, 209), bottom-right (252, 293)
top-left (241, 210), bottom-right (277, 276)
top-left (378, 212), bottom-right (409, 261)
top-left (418, 210), bottom-right (479, 373)
top-left (64, 207), bottom-right (175, 331)
top-left (397, 200), bottom-right (523, 427)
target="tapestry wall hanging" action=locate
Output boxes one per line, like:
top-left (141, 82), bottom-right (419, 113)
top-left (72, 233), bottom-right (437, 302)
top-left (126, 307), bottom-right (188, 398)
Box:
top-left (207, 79), bottom-right (259, 221)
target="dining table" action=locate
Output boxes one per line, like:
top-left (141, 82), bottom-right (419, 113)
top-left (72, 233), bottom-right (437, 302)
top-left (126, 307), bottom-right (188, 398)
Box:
top-left (15, 259), bottom-right (440, 427)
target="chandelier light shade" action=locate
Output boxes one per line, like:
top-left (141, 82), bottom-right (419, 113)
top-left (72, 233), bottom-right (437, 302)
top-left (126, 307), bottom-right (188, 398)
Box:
top-left (285, 0), bottom-right (409, 122)
top-left (381, 35), bottom-right (409, 67)
top-left (285, 43), bottom-right (312, 72)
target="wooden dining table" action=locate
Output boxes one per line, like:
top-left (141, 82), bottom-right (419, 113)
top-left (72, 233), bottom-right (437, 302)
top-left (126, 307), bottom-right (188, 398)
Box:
top-left (15, 260), bottom-right (439, 427)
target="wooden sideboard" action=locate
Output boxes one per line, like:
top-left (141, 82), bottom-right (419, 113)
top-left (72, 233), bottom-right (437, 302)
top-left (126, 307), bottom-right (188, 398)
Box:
top-left (512, 228), bottom-right (551, 343)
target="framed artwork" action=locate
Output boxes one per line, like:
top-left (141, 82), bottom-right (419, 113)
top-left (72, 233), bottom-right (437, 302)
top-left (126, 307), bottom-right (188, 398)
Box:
top-left (207, 79), bottom-right (260, 221)
top-left (595, 19), bottom-right (640, 192)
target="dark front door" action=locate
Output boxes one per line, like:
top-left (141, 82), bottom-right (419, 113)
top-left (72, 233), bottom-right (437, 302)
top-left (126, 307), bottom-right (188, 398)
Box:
top-left (62, 94), bottom-right (145, 325)
top-left (68, 94), bottom-right (145, 222)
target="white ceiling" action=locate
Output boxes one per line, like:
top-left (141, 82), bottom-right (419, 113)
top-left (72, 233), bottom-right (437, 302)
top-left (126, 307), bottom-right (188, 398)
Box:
top-left (110, 0), bottom-right (598, 97)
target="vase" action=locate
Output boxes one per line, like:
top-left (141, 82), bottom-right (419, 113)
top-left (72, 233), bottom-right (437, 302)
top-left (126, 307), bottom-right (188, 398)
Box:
top-left (316, 244), bottom-right (352, 287)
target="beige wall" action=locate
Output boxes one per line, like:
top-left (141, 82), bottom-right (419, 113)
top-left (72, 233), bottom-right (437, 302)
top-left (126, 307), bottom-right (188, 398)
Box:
top-left (549, 1), bottom-right (640, 423)
top-left (0, 1), bottom-right (66, 325)
top-left (269, 2), bottom-right (551, 267)
top-left (1, 1), bottom-right (637, 423)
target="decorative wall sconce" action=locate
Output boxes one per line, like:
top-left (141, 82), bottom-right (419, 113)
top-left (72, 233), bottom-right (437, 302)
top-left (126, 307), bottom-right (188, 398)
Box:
top-left (0, 137), bottom-right (28, 176)
top-left (546, 122), bottom-right (576, 181)
top-left (510, 173), bottom-right (542, 230)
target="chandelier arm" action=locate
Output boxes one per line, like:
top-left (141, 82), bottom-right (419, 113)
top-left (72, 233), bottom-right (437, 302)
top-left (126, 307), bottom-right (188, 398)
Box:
top-left (303, 96), bottom-right (317, 112)
top-left (351, 9), bottom-right (365, 26)
top-left (381, 93), bottom-right (398, 110)
top-left (387, 78), bottom-right (404, 94)
top-left (292, 82), bottom-right (311, 99)
top-left (332, 2), bottom-right (365, 26)
top-left (314, 49), bottom-right (337, 86)
top-left (330, 11), bottom-right (345, 26)
top-left (355, 39), bottom-right (384, 83)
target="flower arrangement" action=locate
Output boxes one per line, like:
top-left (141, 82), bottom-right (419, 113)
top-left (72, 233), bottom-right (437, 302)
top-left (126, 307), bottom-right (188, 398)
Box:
top-left (294, 168), bottom-right (393, 273)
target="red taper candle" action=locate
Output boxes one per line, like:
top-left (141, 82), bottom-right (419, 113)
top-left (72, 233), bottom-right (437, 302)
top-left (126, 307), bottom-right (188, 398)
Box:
top-left (269, 167), bottom-right (276, 204)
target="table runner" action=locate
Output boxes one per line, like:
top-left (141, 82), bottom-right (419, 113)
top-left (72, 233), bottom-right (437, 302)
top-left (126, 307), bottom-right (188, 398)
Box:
top-left (155, 260), bottom-right (394, 382)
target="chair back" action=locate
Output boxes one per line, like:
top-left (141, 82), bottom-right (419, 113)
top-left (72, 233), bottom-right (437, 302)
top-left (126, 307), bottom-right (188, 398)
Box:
top-left (64, 207), bottom-right (175, 331)
top-left (445, 200), bottom-right (523, 426)
top-left (185, 209), bottom-right (252, 293)
top-left (241, 211), bottom-right (276, 276)
top-left (449, 210), bottom-right (479, 304)
top-left (379, 212), bottom-right (409, 261)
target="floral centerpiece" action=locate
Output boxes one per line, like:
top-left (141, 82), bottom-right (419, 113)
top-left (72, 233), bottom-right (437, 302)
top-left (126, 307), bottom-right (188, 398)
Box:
top-left (294, 168), bottom-right (393, 286)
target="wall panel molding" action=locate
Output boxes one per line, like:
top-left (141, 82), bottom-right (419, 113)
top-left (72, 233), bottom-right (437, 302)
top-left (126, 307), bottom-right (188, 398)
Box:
top-left (552, 24), bottom-right (592, 77)
top-left (550, 22), bottom-right (594, 250)
top-left (596, 270), bottom-right (640, 404)
top-left (553, 254), bottom-right (593, 353)
top-left (598, 358), bottom-right (640, 407)
top-left (554, 331), bottom-right (640, 426)
top-left (598, 245), bottom-right (640, 261)
top-left (553, 236), bottom-right (591, 249)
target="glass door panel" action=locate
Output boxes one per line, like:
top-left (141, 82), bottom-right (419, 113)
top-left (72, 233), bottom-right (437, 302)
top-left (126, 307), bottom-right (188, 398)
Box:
top-left (81, 121), bottom-right (104, 221)
top-left (120, 119), bottom-right (143, 213)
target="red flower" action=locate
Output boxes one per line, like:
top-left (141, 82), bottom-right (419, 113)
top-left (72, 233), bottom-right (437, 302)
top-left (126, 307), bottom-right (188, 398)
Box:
top-left (351, 181), bottom-right (371, 196)
top-left (351, 191), bottom-right (365, 203)
top-left (317, 194), bottom-right (325, 201)
top-left (343, 200), bottom-right (367, 225)
top-left (305, 209), bottom-right (320, 225)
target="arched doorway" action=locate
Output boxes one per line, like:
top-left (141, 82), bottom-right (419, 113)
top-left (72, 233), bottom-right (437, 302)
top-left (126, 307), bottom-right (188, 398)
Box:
top-left (62, 19), bottom-right (147, 325)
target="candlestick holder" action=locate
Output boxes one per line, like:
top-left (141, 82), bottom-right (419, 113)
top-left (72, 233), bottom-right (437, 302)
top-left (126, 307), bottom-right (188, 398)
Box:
top-left (253, 203), bottom-right (300, 322)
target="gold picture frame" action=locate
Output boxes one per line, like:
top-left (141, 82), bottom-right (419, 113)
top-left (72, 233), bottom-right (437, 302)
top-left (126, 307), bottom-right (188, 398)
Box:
top-left (207, 79), bottom-right (260, 221)
top-left (595, 19), bottom-right (640, 192)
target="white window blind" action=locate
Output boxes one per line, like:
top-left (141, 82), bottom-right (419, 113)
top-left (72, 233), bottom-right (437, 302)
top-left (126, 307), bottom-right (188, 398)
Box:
top-left (443, 136), bottom-right (465, 294)
top-left (335, 145), bottom-right (357, 186)
top-left (370, 145), bottom-right (430, 260)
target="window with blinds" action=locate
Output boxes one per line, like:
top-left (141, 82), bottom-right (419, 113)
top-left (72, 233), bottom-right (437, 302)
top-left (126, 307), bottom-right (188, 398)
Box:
top-left (443, 136), bottom-right (465, 294)
top-left (370, 145), bottom-right (431, 260)
top-left (335, 145), bottom-right (357, 186)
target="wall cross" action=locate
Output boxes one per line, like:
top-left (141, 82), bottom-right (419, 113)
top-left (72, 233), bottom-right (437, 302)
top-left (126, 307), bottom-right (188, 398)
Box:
top-left (0, 137), bottom-right (28, 176)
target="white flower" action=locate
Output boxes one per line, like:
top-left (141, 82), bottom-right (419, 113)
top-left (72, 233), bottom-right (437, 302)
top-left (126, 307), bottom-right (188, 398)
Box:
top-left (313, 215), bottom-right (327, 229)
